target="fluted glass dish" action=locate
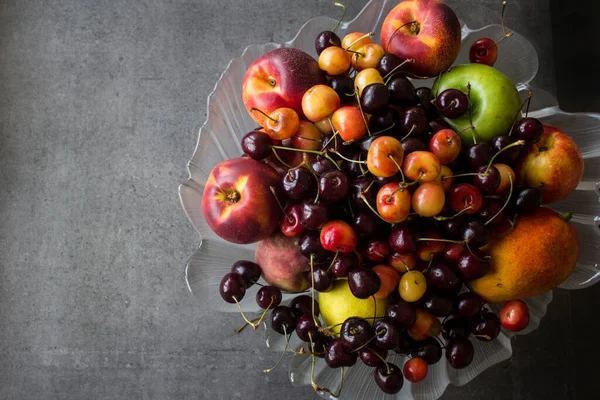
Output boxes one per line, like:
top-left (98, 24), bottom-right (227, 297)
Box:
top-left (179, 0), bottom-right (600, 398)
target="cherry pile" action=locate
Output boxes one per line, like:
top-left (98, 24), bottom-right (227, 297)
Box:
top-left (218, 6), bottom-right (539, 397)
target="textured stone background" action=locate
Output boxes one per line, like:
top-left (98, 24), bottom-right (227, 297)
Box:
top-left (0, 0), bottom-right (598, 399)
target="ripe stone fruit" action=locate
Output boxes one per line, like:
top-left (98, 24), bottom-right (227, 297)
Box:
top-left (301, 84), bottom-right (341, 123)
top-left (352, 43), bottom-right (385, 71)
top-left (429, 128), bottom-right (462, 164)
top-left (255, 232), bottom-right (310, 293)
top-left (500, 299), bottom-right (530, 332)
top-left (470, 37), bottom-right (499, 66)
top-left (402, 151), bottom-right (441, 183)
top-left (412, 182), bottom-right (445, 217)
top-left (354, 67), bottom-right (384, 96)
top-left (445, 336), bottom-right (474, 369)
top-left (202, 158), bottom-right (282, 244)
top-left (373, 264), bottom-right (402, 299)
top-left (242, 47), bottom-right (326, 126)
top-left (320, 220), bottom-right (358, 253)
top-left (403, 357), bottom-right (428, 383)
top-left (318, 46), bottom-right (351, 76)
top-left (377, 183), bottom-right (411, 223)
top-left (399, 270), bottom-right (427, 302)
top-left (348, 267), bottom-right (381, 299)
top-left (516, 124), bottom-right (584, 204)
top-left (367, 136), bottom-right (404, 178)
top-left (493, 163), bottom-right (516, 194)
top-left (331, 106), bottom-right (368, 142)
top-left (291, 120), bottom-right (322, 151)
top-left (342, 31), bottom-right (373, 51)
top-left (469, 207), bottom-right (579, 303)
top-left (380, 0), bottom-right (461, 77)
top-left (407, 308), bottom-right (442, 341)
top-left (254, 107), bottom-right (300, 140)
top-left (432, 63), bottom-right (522, 144)
top-left (319, 279), bottom-right (387, 334)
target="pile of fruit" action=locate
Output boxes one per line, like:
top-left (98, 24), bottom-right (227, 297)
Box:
top-left (201, 0), bottom-right (584, 396)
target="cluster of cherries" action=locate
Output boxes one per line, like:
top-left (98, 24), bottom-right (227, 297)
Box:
top-left (219, 6), bottom-right (539, 397)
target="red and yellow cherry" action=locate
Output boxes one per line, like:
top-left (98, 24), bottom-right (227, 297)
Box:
top-left (318, 46), bottom-right (352, 76)
top-left (447, 183), bottom-right (483, 214)
top-left (342, 31), bottom-right (373, 51)
top-left (331, 106), bottom-right (368, 142)
top-left (320, 220), bottom-right (358, 253)
top-left (429, 129), bottom-right (462, 164)
top-left (354, 68), bottom-right (384, 96)
top-left (408, 308), bottom-right (442, 341)
top-left (435, 165), bottom-right (454, 192)
top-left (280, 203), bottom-right (305, 237)
top-left (376, 183), bottom-right (411, 223)
top-left (301, 84), bottom-right (341, 123)
top-left (403, 357), bottom-right (428, 383)
top-left (373, 264), bottom-right (401, 299)
top-left (417, 231), bottom-right (446, 262)
top-left (251, 107), bottom-right (300, 140)
top-left (399, 270), bottom-right (427, 302)
top-left (469, 38), bottom-right (498, 66)
top-left (493, 163), bottom-right (516, 194)
top-left (367, 136), bottom-right (404, 177)
top-left (500, 300), bottom-right (530, 332)
top-left (412, 182), bottom-right (445, 217)
top-left (352, 43), bottom-right (385, 71)
top-left (314, 117), bottom-right (334, 135)
top-left (389, 252), bottom-right (417, 274)
top-left (290, 120), bottom-right (322, 151)
top-left (401, 151), bottom-right (441, 182)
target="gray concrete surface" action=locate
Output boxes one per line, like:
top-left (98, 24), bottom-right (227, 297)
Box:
top-left (0, 0), bottom-right (597, 399)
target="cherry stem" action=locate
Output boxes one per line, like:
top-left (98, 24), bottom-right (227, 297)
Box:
top-left (263, 325), bottom-right (290, 373)
top-left (424, 254), bottom-right (435, 272)
top-left (385, 20), bottom-right (417, 52)
top-left (438, 99), bottom-right (457, 112)
top-left (364, 179), bottom-right (375, 194)
top-left (321, 129), bottom-right (340, 150)
top-left (250, 107), bottom-right (277, 124)
top-left (484, 140), bottom-right (525, 174)
top-left (252, 298), bottom-right (275, 330)
top-left (326, 251), bottom-right (340, 274)
top-left (331, 2), bottom-right (346, 33)
top-left (444, 172), bottom-right (487, 180)
top-left (371, 121), bottom-right (397, 137)
top-left (345, 32), bottom-right (374, 51)
top-left (271, 147), bottom-right (293, 169)
top-left (234, 297), bottom-right (259, 329)
top-left (525, 90), bottom-right (533, 117)
top-left (372, 349), bottom-right (392, 375)
top-left (416, 237), bottom-right (464, 244)
top-left (385, 184), bottom-right (407, 203)
top-left (329, 149), bottom-right (367, 163)
top-left (354, 86), bottom-right (372, 137)
top-left (272, 145), bottom-right (321, 156)
top-left (500, 0), bottom-right (508, 35)
top-left (509, 90), bottom-right (533, 136)
top-left (489, 31), bottom-right (513, 50)
top-left (359, 193), bottom-right (390, 223)
top-left (399, 124), bottom-right (417, 141)
top-left (270, 186), bottom-right (292, 223)
top-left (383, 58), bottom-right (415, 82)
top-left (347, 48), bottom-right (366, 57)
top-left (387, 154), bottom-right (406, 183)
top-left (434, 205), bottom-right (473, 220)
top-left (485, 174), bottom-right (513, 226)
top-left (233, 317), bottom-right (261, 334)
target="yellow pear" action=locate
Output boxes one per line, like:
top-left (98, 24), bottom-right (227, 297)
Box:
top-left (318, 280), bottom-right (387, 334)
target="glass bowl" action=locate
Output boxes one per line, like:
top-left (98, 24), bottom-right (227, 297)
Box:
top-left (179, 0), bottom-right (600, 398)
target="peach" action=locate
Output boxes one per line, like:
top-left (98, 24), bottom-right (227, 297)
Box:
top-left (202, 158), bottom-right (283, 244)
top-left (242, 47), bottom-right (326, 127)
top-left (380, 0), bottom-right (461, 77)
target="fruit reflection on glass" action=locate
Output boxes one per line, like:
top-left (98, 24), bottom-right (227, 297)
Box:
top-left (198, 0), bottom-right (587, 396)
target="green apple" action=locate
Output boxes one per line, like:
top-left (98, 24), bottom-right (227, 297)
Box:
top-left (431, 63), bottom-right (522, 145)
